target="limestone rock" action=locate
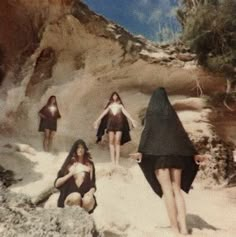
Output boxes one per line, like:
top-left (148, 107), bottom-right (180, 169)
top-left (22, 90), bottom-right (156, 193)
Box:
top-left (0, 183), bottom-right (100, 237)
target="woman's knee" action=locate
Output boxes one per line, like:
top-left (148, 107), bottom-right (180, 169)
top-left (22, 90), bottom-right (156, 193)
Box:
top-left (82, 196), bottom-right (95, 210)
top-left (114, 138), bottom-right (121, 145)
top-left (49, 132), bottom-right (55, 139)
top-left (44, 131), bottom-right (50, 139)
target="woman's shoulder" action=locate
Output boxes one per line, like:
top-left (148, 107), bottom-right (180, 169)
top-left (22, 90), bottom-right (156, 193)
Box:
top-left (86, 159), bottom-right (95, 167)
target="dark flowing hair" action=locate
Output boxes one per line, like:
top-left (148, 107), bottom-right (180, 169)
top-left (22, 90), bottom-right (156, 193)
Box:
top-left (58, 139), bottom-right (93, 176)
top-left (105, 91), bottom-right (124, 109)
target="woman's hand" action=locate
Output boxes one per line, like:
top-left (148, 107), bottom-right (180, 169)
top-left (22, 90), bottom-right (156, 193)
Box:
top-left (129, 152), bottom-right (142, 163)
top-left (131, 120), bottom-right (138, 128)
top-left (93, 121), bottom-right (99, 130)
top-left (194, 154), bottom-right (210, 165)
top-left (68, 163), bottom-right (77, 175)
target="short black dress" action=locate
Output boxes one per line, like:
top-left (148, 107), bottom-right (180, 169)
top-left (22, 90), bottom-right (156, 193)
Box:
top-left (107, 110), bottom-right (124, 132)
top-left (96, 107), bottom-right (131, 145)
top-left (150, 155), bottom-right (188, 170)
top-left (38, 105), bottom-right (61, 132)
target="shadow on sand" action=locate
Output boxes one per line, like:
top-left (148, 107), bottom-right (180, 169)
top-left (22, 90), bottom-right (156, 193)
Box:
top-left (187, 214), bottom-right (219, 231)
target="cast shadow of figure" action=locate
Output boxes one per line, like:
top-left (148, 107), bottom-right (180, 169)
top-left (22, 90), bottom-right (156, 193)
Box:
top-left (187, 214), bottom-right (219, 231)
top-left (103, 231), bottom-right (122, 237)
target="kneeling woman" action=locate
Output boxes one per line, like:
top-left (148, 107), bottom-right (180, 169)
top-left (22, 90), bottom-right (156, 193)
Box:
top-left (130, 88), bottom-right (206, 235)
top-left (54, 139), bottom-right (97, 214)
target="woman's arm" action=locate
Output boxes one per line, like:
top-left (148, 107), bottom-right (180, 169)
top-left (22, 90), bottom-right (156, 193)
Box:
top-left (121, 105), bottom-right (137, 127)
top-left (54, 164), bottom-right (76, 188)
top-left (54, 172), bottom-right (73, 188)
top-left (39, 106), bottom-right (47, 119)
top-left (57, 110), bottom-right (61, 119)
top-left (129, 152), bottom-right (142, 163)
top-left (94, 107), bottom-right (109, 128)
top-left (39, 112), bottom-right (46, 119)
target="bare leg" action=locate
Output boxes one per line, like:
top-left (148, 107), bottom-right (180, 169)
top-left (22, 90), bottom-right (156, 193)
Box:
top-left (108, 132), bottom-right (115, 165)
top-left (155, 168), bottom-right (180, 235)
top-left (114, 131), bottom-right (122, 166)
top-left (43, 129), bottom-right (50, 152)
top-left (48, 131), bottom-right (55, 152)
top-left (170, 169), bottom-right (188, 235)
top-left (64, 192), bottom-right (82, 207)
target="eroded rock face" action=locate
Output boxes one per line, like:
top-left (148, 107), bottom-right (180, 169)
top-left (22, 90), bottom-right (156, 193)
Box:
top-left (0, 182), bottom-right (100, 237)
top-left (191, 134), bottom-right (235, 186)
top-left (0, 0), bottom-right (226, 133)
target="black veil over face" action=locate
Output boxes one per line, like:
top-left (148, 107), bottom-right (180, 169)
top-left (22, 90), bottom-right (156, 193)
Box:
top-left (146, 87), bottom-right (173, 117)
top-left (138, 87), bottom-right (197, 156)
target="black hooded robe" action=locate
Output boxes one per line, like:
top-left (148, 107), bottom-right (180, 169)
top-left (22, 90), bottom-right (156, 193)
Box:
top-left (54, 139), bottom-right (97, 213)
top-left (138, 87), bottom-right (199, 198)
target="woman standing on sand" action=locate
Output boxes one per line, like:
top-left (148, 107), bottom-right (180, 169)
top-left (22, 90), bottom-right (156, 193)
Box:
top-left (54, 139), bottom-right (97, 214)
top-left (130, 87), bottom-right (206, 236)
top-left (94, 91), bottom-right (137, 166)
top-left (38, 95), bottom-right (61, 152)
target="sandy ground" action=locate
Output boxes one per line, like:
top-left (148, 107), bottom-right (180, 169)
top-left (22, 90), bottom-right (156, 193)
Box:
top-left (0, 137), bottom-right (236, 237)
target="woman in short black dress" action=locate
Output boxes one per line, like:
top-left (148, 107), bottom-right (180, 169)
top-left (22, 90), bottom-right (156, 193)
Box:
top-left (38, 95), bottom-right (61, 152)
top-left (54, 139), bottom-right (97, 214)
top-left (130, 87), bottom-right (206, 235)
top-left (94, 92), bottom-right (137, 166)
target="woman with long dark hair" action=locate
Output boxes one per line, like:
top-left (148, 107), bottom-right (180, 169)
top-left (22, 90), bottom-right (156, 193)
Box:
top-left (38, 95), bottom-right (61, 152)
top-left (54, 139), bottom-right (97, 214)
top-left (130, 87), bottom-right (207, 236)
top-left (94, 91), bottom-right (137, 166)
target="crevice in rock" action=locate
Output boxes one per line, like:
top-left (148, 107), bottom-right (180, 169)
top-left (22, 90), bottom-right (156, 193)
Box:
top-left (26, 47), bottom-right (57, 97)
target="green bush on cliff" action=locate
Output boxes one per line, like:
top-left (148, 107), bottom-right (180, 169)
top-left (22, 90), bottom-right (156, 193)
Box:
top-left (178, 0), bottom-right (236, 72)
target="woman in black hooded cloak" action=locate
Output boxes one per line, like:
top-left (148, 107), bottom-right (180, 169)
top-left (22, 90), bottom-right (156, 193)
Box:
top-left (94, 92), bottom-right (137, 166)
top-left (38, 95), bottom-right (61, 152)
top-left (54, 139), bottom-right (97, 214)
top-left (130, 87), bottom-right (206, 235)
